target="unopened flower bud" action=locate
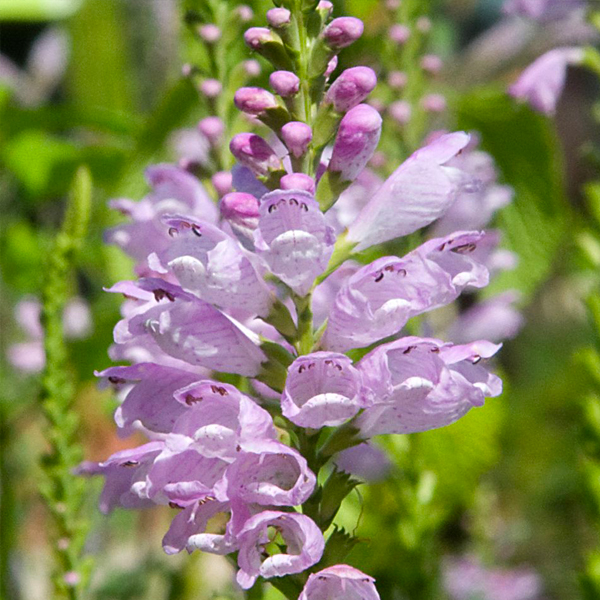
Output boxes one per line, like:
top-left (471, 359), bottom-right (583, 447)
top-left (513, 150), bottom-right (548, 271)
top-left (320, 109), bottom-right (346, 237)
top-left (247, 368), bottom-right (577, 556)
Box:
top-left (325, 66), bottom-right (377, 113)
top-left (244, 27), bottom-right (273, 51)
top-left (389, 100), bottom-right (412, 124)
top-left (64, 571), bottom-right (80, 587)
top-left (317, 0), bottom-right (334, 12)
top-left (200, 78), bottom-right (222, 98)
top-left (220, 192), bottom-right (260, 231)
top-left (325, 55), bottom-right (338, 79)
top-left (323, 17), bottom-right (364, 49)
top-left (198, 24), bottom-right (221, 43)
top-left (281, 173), bottom-right (316, 194)
top-left (244, 59), bottom-right (261, 77)
top-left (422, 93), bottom-right (446, 113)
top-left (212, 171), bottom-right (233, 197)
top-left (281, 122), bottom-right (312, 158)
top-left (388, 70), bottom-right (407, 89)
top-left (230, 133), bottom-right (283, 176)
top-left (317, 1), bottom-right (334, 23)
top-left (267, 7), bottom-right (291, 28)
top-left (236, 5), bottom-right (253, 22)
top-left (329, 104), bottom-right (382, 183)
top-left (181, 63), bottom-right (196, 78)
top-left (198, 116), bottom-right (224, 146)
top-left (416, 16), bottom-right (432, 33)
top-left (234, 87), bottom-right (279, 115)
top-left (269, 70), bottom-right (300, 97)
top-left (421, 54), bottom-right (443, 74)
top-left (389, 24), bottom-right (410, 44)
top-left (243, 27), bottom-right (292, 71)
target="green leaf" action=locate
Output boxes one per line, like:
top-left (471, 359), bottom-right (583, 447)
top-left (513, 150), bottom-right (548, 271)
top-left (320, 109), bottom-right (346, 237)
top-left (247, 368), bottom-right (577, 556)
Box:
top-left (67, 0), bottom-right (136, 113)
top-left (319, 526), bottom-right (361, 568)
top-left (456, 87), bottom-right (570, 299)
top-left (415, 392), bottom-right (504, 505)
top-left (3, 130), bottom-right (79, 197)
top-left (2, 130), bottom-right (127, 198)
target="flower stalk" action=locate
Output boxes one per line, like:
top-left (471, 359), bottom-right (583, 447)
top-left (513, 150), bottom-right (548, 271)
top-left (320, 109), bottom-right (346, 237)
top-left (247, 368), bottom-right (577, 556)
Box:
top-left (39, 166), bottom-right (92, 600)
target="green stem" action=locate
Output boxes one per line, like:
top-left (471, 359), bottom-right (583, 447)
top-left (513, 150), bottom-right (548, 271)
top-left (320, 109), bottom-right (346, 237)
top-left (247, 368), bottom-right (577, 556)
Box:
top-left (294, 293), bottom-right (314, 356)
top-left (398, 0), bottom-right (431, 152)
top-left (314, 231), bottom-right (357, 286)
top-left (39, 167), bottom-right (92, 600)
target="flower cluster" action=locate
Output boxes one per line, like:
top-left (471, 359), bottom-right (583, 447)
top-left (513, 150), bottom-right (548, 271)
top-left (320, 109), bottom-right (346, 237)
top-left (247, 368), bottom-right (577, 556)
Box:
top-left (82, 1), bottom-right (506, 596)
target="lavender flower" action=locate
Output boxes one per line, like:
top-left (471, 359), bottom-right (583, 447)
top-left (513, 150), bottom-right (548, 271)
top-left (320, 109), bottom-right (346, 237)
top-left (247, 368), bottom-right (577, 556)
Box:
top-left (106, 165), bottom-right (218, 267)
top-left (282, 352), bottom-right (367, 427)
top-left (356, 338), bottom-right (502, 436)
top-left (213, 440), bottom-right (316, 505)
top-left (503, 0), bottom-right (585, 21)
top-left (281, 173), bottom-right (316, 193)
top-left (267, 7), bottom-right (292, 28)
top-left (254, 190), bottom-right (336, 295)
top-left (323, 17), bottom-right (364, 49)
top-left (235, 511), bottom-right (325, 589)
top-left (324, 232), bottom-right (490, 351)
top-left (281, 121), bottom-right (313, 157)
top-left (76, 442), bottom-right (164, 513)
top-left (270, 70), bottom-right (301, 97)
top-left (509, 47), bottom-right (584, 114)
top-left (389, 24), bottom-right (411, 44)
top-left (299, 565), bottom-right (381, 600)
top-left (114, 279), bottom-right (266, 376)
top-left (234, 86), bottom-right (280, 115)
top-left (220, 191), bottom-right (260, 238)
top-left (8, 297), bottom-right (91, 374)
top-left (198, 116), bottom-right (224, 146)
top-left (230, 133), bottom-right (284, 178)
top-left (346, 131), bottom-right (471, 251)
top-left (443, 556), bottom-right (543, 600)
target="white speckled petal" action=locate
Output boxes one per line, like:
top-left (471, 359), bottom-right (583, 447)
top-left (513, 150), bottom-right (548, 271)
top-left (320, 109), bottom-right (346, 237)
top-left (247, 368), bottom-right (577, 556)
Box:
top-left (125, 280), bottom-right (266, 377)
top-left (282, 352), bottom-right (366, 427)
top-left (255, 190), bottom-right (335, 295)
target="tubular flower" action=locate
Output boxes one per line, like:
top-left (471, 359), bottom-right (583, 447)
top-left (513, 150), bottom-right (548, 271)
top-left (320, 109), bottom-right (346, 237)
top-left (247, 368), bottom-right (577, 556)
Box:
top-left (299, 565), bottom-right (381, 600)
top-left (282, 352), bottom-right (367, 427)
top-left (356, 338), bottom-right (502, 436)
top-left (346, 132), bottom-right (472, 251)
top-left (236, 511), bottom-right (325, 589)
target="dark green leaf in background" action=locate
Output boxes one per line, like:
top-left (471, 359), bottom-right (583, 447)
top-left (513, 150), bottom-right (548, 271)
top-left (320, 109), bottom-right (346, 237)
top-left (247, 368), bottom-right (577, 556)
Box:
top-left (456, 88), bottom-right (571, 300)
